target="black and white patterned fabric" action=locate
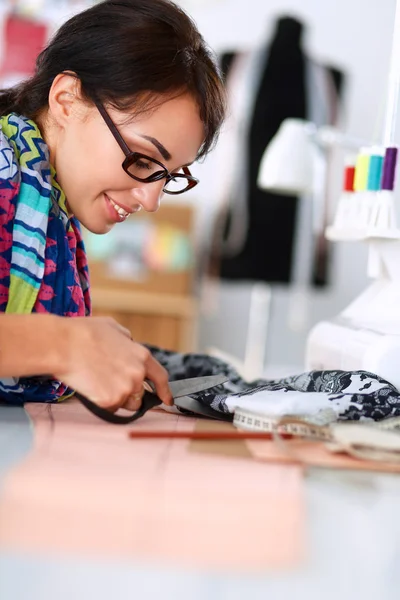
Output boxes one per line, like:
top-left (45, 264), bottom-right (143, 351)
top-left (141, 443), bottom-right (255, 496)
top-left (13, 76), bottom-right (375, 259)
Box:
top-left (147, 345), bottom-right (400, 422)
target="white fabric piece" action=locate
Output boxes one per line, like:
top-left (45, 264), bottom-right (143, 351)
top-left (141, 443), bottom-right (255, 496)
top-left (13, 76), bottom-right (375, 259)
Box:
top-left (225, 390), bottom-right (362, 417)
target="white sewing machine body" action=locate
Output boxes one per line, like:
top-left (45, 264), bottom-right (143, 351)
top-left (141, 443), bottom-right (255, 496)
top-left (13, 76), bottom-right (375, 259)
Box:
top-left (306, 240), bottom-right (400, 391)
top-left (306, 316), bottom-right (400, 392)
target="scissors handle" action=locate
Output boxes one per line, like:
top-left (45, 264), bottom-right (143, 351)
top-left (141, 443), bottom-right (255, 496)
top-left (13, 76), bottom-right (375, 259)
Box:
top-left (75, 390), bottom-right (162, 425)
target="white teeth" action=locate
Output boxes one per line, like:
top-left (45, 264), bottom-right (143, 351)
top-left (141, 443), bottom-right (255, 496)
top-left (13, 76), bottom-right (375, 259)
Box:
top-left (109, 197), bottom-right (129, 219)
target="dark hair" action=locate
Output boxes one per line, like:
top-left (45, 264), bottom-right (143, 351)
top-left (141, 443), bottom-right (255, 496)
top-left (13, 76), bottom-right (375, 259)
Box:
top-left (0, 0), bottom-right (226, 159)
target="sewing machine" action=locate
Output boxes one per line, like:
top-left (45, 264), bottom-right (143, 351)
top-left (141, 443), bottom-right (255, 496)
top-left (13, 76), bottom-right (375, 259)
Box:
top-left (307, 232), bottom-right (400, 391)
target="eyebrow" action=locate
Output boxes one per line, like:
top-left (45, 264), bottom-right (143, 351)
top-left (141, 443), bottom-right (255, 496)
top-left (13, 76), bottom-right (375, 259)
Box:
top-left (138, 134), bottom-right (171, 161)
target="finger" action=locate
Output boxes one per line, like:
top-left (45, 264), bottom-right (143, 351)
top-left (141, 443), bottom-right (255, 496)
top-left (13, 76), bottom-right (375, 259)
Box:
top-left (145, 356), bottom-right (173, 405)
top-left (104, 317), bottom-right (133, 340)
top-left (100, 372), bottom-right (145, 412)
top-left (115, 323), bottom-right (133, 339)
top-left (123, 387), bottom-right (145, 411)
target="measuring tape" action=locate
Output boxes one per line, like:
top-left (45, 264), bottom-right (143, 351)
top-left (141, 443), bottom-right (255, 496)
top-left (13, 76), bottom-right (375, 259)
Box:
top-left (233, 408), bottom-right (400, 464)
top-left (233, 408), bottom-right (336, 441)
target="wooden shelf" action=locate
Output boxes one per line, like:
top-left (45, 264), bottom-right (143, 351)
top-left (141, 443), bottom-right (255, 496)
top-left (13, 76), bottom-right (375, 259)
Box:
top-left (88, 203), bottom-right (197, 353)
top-left (91, 287), bottom-right (196, 318)
top-left (91, 287), bottom-right (197, 353)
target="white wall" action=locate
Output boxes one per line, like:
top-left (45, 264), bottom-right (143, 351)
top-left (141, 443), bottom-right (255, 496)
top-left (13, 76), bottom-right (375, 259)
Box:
top-left (177, 0), bottom-right (399, 373)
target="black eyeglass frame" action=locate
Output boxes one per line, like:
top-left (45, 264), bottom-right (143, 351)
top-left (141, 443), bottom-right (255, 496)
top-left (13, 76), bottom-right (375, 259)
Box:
top-left (96, 102), bottom-right (199, 195)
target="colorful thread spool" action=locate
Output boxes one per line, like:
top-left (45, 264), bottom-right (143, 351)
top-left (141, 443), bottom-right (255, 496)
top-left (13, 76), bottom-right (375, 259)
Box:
top-left (354, 150), bottom-right (370, 192)
top-left (381, 147), bottom-right (398, 191)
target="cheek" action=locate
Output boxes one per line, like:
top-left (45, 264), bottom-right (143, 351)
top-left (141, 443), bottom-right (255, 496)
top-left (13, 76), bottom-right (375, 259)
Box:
top-left (57, 126), bottom-right (125, 201)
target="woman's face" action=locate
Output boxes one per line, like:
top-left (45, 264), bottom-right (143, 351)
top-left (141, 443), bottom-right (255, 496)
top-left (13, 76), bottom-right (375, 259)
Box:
top-left (47, 87), bottom-right (205, 234)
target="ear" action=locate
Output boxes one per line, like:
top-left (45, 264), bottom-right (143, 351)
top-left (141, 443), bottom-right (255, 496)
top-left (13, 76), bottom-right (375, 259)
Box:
top-left (48, 72), bottom-right (86, 127)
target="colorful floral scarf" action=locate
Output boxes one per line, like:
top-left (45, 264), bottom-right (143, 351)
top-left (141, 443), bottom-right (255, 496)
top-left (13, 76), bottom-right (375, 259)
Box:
top-left (0, 113), bottom-right (91, 403)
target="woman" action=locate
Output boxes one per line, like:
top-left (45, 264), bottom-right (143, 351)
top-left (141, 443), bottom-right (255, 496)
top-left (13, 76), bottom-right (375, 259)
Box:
top-left (0, 0), bottom-right (226, 412)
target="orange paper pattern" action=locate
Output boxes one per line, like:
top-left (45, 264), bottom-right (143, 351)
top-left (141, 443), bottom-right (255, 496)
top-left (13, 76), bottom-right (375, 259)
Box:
top-left (0, 399), bottom-right (304, 572)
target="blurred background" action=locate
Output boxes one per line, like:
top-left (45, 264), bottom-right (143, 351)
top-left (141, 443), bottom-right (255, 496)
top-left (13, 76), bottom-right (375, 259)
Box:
top-left (0, 0), bottom-right (398, 379)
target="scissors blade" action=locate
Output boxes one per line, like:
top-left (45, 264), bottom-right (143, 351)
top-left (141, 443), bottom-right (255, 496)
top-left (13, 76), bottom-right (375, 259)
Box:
top-left (169, 374), bottom-right (228, 399)
top-left (174, 395), bottom-right (233, 421)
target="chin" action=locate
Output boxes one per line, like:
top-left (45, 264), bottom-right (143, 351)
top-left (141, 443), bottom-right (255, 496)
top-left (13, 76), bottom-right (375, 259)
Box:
top-left (79, 217), bottom-right (114, 235)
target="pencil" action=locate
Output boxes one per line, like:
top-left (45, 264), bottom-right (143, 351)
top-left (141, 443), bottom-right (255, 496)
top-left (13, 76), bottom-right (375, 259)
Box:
top-left (128, 430), bottom-right (293, 440)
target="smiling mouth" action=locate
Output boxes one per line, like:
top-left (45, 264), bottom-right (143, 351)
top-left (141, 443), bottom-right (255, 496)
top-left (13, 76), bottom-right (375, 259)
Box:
top-left (107, 195), bottom-right (130, 220)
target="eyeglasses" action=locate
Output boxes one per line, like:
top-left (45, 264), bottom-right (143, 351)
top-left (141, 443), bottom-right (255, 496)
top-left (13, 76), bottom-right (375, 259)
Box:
top-left (96, 102), bottom-right (199, 195)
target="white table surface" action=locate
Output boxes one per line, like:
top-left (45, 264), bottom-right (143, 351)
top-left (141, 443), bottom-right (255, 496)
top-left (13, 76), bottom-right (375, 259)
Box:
top-left (1, 403), bottom-right (400, 600)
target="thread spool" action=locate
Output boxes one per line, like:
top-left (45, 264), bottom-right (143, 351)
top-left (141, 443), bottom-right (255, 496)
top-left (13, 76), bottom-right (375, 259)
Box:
top-left (354, 150), bottom-right (370, 192)
top-left (367, 153), bottom-right (384, 192)
top-left (381, 147), bottom-right (398, 191)
top-left (344, 165), bottom-right (355, 191)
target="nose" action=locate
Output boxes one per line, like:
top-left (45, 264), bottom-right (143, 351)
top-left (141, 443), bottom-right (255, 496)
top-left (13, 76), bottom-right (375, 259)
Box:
top-left (130, 180), bottom-right (164, 213)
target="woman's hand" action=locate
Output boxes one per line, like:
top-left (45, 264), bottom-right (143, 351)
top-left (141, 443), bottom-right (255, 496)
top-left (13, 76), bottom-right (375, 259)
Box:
top-left (55, 316), bottom-right (173, 411)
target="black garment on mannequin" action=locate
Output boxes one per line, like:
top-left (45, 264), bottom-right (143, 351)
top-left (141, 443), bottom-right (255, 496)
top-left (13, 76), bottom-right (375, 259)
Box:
top-left (218, 17), bottom-right (344, 285)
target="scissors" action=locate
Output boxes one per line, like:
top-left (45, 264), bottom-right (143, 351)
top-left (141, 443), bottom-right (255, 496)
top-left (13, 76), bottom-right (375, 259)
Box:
top-left (75, 374), bottom-right (229, 425)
